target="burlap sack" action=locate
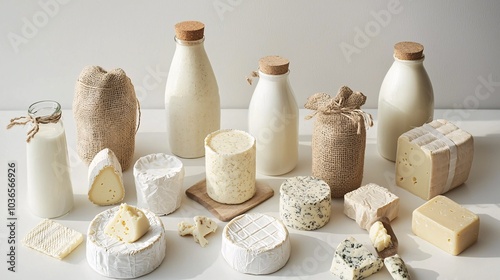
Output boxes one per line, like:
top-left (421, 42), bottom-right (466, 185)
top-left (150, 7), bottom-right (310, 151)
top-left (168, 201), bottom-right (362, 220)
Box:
top-left (305, 86), bottom-right (373, 198)
top-left (73, 66), bottom-right (139, 171)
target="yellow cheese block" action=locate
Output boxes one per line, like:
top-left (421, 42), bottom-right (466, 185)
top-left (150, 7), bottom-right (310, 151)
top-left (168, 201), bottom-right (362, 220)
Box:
top-left (412, 195), bottom-right (479, 255)
top-left (104, 203), bottom-right (150, 243)
top-left (396, 119), bottom-right (473, 200)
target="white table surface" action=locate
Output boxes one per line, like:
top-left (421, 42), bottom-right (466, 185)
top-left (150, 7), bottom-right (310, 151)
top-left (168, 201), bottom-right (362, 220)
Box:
top-left (1, 108), bottom-right (499, 280)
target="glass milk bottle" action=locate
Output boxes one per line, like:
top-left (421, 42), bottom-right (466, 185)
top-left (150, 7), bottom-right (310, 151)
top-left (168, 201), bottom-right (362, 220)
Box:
top-left (248, 56), bottom-right (299, 175)
top-left (377, 41), bottom-right (434, 161)
top-left (26, 101), bottom-right (74, 218)
top-left (165, 21), bottom-right (220, 158)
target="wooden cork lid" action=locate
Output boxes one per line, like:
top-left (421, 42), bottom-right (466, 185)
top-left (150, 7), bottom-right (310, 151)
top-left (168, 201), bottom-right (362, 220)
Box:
top-left (394, 41), bottom-right (424, 60)
top-left (259, 56), bottom-right (289, 75)
top-left (174, 21), bottom-right (205, 41)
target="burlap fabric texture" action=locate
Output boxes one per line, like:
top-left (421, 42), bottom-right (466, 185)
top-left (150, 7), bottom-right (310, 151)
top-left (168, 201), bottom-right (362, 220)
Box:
top-left (305, 86), bottom-right (373, 198)
top-left (73, 66), bottom-right (139, 171)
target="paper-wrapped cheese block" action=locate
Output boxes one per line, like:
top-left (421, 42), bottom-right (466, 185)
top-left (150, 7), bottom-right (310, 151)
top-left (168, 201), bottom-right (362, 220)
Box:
top-left (279, 176), bottom-right (331, 230)
top-left (205, 129), bottom-right (256, 204)
top-left (88, 148), bottom-right (125, 206)
top-left (134, 153), bottom-right (184, 215)
top-left (344, 183), bottom-right (399, 230)
top-left (396, 119), bottom-right (473, 200)
top-left (87, 205), bottom-right (166, 278)
top-left (221, 213), bottom-right (290, 274)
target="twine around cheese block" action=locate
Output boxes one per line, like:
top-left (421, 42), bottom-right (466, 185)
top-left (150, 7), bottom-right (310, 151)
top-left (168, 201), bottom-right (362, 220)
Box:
top-left (73, 66), bottom-right (139, 171)
top-left (305, 86), bottom-right (373, 198)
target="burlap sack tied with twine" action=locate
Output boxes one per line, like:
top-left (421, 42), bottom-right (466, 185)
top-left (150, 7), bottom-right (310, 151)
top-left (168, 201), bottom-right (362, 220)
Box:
top-left (305, 86), bottom-right (373, 198)
top-left (73, 66), bottom-right (140, 171)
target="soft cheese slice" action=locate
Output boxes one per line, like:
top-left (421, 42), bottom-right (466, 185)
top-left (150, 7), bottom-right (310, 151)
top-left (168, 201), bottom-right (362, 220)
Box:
top-left (412, 195), bottom-right (479, 255)
top-left (280, 176), bottom-right (331, 230)
top-left (104, 203), bottom-right (150, 243)
top-left (330, 236), bottom-right (383, 280)
top-left (221, 213), bottom-right (291, 274)
top-left (87, 205), bottom-right (166, 278)
top-left (22, 219), bottom-right (83, 259)
top-left (369, 221), bottom-right (392, 252)
top-left (88, 148), bottom-right (125, 205)
top-left (344, 183), bottom-right (399, 230)
top-left (396, 119), bottom-right (474, 200)
top-left (178, 216), bottom-right (218, 247)
top-left (384, 254), bottom-right (411, 280)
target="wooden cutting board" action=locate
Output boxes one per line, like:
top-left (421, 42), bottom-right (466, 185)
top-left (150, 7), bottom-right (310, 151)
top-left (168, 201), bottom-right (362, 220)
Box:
top-left (185, 179), bottom-right (274, 222)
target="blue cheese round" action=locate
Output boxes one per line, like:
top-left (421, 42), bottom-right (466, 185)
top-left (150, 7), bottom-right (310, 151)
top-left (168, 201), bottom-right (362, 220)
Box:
top-left (279, 176), bottom-right (331, 230)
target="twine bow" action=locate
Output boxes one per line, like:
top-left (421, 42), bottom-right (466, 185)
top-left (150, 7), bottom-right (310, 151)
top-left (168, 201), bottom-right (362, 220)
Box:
top-left (304, 86), bottom-right (373, 134)
top-left (246, 70), bottom-right (259, 85)
top-left (6, 111), bottom-right (62, 143)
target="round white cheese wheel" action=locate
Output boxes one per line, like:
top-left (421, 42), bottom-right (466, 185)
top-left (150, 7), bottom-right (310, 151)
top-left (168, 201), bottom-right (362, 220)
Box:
top-left (134, 153), bottom-right (184, 215)
top-left (205, 129), bottom-right (256, 204)
top-left (221, 213), bottom-right (291, 274)
top-left (280, 176), bottom-right (331, 230)
top-left (86, 206), bottom-right (166, 278)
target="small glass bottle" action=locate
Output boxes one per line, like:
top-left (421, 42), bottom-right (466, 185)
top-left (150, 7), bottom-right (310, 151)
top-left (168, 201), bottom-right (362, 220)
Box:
top-left (248, 56), bottom-right (299, 175)
top-left (165, 21), bottom-right (220, 158)
top-left (26, 100), bottom-right (74, 218)
top-left (377, 41), bottom-right (434, 161)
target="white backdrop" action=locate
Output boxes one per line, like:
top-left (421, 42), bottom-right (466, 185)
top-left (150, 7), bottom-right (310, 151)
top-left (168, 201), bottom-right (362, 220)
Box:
top-left (1, 0), bottom-right (499, 110)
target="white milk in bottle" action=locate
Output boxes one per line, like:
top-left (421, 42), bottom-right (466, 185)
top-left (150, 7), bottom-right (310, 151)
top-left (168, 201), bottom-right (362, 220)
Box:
top-left (248, 56), bottom-right (299, 175)
top-left (165, 21), bottom-right (220, 158)
top-left (377, 42), bottom-right (434, 161)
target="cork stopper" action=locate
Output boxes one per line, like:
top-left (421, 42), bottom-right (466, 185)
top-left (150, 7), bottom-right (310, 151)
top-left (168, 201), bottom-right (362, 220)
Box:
top-left (259, 56), bottom-right (289, 75)
top-left (174, 21), bottom-right (205, 41)
top-left (394, 41), bottom-right (424, 60)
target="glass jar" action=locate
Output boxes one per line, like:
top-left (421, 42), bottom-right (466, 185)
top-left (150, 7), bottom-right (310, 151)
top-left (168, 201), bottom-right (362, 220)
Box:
top-left (377, 42), bottom-right (434, 161)
top-left (26, 100), bottom-right (74, 218)
top-left (165, 21), bottom-right (220, 158)
top-left (248, 56), bottom-right (299, 175)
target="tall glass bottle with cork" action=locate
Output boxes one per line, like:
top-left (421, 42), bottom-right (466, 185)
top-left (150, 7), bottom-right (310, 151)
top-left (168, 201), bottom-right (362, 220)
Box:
top-left (248, 56), bottom-right (299, 175)
top-left (165, 21), bottom-right (220, 158)
top-left (377, 41), bottom-right (434, 161)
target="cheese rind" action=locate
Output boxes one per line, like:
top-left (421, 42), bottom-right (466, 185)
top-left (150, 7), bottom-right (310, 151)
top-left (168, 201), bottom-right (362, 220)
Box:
top-left (279, 176), bottom-right (331, 230)
top-left (384, 254), bottom-right (411, 280)
top-left (178, 216), bottom-right (218, 247)
top-left (134, 153), bottom-right (184, 215)
top-left (205, 129), bottom-right (256, 204)
top-left (344, 183), bottom-right (399, 230)
top-left (88, 148), bottom-right (125, 205)
top-left (221, 213), bottom-right (290, 274)
top-left (104, 203), bottom-right (150, 243)
top-left (412, 195), bottom-right (479, 255)
top-left (396, 119), bottom-right (474, 200)
top-left (22, 219), bottom-right (83, 259)
top-left (87, 205), bottom-right (166, 278)
top-left (330, 236), bottom-right (383, 280)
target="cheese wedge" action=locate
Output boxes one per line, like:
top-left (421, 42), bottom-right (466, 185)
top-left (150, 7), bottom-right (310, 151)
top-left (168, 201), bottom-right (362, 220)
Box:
top-left (104, 203), bottom-right (150, 243)
top-left (384, 254), bottom-right (411, 280)
top-left (22, 219), bottom-right (83, 260)
top-left (88, 148), bottom-right (125, 205)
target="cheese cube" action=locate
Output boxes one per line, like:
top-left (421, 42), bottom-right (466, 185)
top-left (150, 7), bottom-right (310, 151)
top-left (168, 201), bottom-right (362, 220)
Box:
top-left (88, 148), bottom-right (125, 205)
top-left (23, 219), bottom-right (83, 259)
top-left (384, 254), bottom-right (411, 280)
top-left (104, 203), bottom-right (150, 243)
top-left (396, 119), bottom-right (473, 200)
top-left (330, 236), bottom-right (383, 280)
top-left (412, 195), bottom-right (479, 255)
top-left (178, 216), bottom-right (218, 247)
top-left (344, 183), bottom-right (399, 230)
